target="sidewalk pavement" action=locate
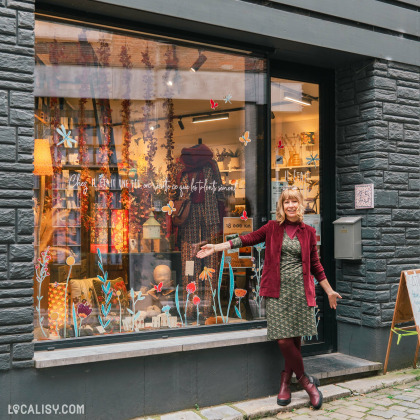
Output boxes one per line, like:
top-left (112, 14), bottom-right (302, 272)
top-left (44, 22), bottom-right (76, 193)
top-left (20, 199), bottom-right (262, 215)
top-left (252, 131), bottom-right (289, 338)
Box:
top-left (135, 369), bottom-right (420, 420)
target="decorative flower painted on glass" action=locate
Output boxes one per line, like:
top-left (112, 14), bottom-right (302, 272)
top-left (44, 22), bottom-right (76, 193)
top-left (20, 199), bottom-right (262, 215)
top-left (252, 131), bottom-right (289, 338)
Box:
top-left (184, 282), bottom-right (196, 326)
top-left (235, 289), bottom-right (247, 298)
top-left (306, 153), bottom-right (319, 169)
top-left (161, 305), bottom-right (173, 328)
top-left (193, 295), bottom-right (201, 325)
top-left (223, 94), bottom-right (232, 104)
top-left (56, 124), bottom-right (77, 147)
top-left (35, 247), bottom-right (51, 337)
top-left (199, 266), bottom-right (217, 320)
top-left (77, 303), bottom-right (92, 318)
top-left (234, 289), bottom-right (247, 319)
top-left (186, 282), bottom-right (196, 294)
top-left (199, 267), bottom-right (215, 282)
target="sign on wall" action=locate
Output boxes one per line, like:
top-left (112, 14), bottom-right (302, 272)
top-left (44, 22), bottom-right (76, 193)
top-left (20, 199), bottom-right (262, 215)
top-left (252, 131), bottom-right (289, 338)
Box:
top-left (223, 217), bottom-right (253, 268)
top-left (355, 184), bottom-right (374, 209)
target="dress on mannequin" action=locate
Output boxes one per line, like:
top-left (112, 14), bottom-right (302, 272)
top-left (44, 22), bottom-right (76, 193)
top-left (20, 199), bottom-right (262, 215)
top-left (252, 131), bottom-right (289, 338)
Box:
top-left (175, 144), bottom-right (225, 318)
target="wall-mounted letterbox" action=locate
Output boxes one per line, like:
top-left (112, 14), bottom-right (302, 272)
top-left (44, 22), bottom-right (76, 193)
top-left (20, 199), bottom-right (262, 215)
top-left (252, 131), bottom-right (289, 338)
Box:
top-left (333, 216), bottom-right (363, 260)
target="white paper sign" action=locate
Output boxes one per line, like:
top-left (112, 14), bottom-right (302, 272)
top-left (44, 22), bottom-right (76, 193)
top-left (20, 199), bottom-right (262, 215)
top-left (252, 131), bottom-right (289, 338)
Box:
top-left (95, 326), bottom-right (106, 334)
top-left (185, 260), bottom-right (194, 276)
top-left (405, 271), bottom-right (420, 328)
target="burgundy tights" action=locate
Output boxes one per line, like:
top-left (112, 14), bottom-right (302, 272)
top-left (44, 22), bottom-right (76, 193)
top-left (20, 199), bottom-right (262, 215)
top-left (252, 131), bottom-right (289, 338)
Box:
top-left (277, 337), bottom-right (304, 379)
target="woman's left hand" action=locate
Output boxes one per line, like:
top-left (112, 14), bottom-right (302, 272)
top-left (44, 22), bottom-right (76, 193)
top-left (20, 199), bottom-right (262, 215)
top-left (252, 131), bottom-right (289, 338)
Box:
top-left (327, 291), bottom-right (342, 309)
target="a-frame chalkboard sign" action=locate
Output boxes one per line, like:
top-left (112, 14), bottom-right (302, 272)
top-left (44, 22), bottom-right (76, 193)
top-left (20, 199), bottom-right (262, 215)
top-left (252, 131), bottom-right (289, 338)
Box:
top-left (384, 269), bottom-right (420, 374)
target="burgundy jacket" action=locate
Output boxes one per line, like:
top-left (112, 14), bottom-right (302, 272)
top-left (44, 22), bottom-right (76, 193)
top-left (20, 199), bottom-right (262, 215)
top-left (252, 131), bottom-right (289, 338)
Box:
top-left (239, 220), bottom-right (326, 307)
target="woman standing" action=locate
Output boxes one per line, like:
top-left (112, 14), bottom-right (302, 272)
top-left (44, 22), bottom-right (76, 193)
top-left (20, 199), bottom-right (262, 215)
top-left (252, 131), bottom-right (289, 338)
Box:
top-left (196, 188), bottom-right (341, 410)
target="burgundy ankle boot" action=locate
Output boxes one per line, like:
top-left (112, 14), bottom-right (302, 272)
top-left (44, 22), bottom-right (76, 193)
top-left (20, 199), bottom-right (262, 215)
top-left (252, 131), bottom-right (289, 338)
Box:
top-left (277, 370), bottom-right (292, 406)
top-left (298, 372), bottom-right (323, 409)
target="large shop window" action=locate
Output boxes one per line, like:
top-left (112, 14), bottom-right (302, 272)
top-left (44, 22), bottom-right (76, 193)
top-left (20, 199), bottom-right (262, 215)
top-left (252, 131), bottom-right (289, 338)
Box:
top-left (33, 19), bottom-right (267, 342)
top-left (271, 77), bottom-right (324, 343)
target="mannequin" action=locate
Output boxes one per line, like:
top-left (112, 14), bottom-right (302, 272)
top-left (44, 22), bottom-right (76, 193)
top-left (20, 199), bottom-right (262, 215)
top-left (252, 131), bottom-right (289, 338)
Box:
top-left (136, 264), bottom-right (175, 316)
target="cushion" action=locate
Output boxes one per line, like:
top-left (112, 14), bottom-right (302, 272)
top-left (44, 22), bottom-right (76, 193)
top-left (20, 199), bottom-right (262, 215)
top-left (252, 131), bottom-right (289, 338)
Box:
top-left (69, 278), bottom-right (96, 307)
top-left (69, 278), bottom-right (99, 325)
top-left (48, 283), bottom-right (67, 335)
top-left (92, 277), bottom-right (129, 317)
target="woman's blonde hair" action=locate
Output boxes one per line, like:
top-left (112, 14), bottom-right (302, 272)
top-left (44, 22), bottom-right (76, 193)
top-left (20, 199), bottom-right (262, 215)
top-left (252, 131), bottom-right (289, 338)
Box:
top-left (276, 187), bottom-right (305, 224)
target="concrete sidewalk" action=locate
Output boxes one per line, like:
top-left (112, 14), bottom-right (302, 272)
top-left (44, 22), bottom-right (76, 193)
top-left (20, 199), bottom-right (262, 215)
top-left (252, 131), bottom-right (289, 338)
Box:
top-left (135, 369), bottom-right (420, 420)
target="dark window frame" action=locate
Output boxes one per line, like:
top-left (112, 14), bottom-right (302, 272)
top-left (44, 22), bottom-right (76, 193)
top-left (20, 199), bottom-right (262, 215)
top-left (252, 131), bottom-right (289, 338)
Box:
top-left (33, 12), bottom-right (335, 353)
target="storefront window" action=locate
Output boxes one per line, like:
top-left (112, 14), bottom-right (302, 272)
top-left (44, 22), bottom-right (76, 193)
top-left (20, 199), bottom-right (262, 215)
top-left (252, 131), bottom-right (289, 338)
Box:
top-left (271, 77), bottom-right (323, 343)
top-left (33, 19), bottom-right (267, 341)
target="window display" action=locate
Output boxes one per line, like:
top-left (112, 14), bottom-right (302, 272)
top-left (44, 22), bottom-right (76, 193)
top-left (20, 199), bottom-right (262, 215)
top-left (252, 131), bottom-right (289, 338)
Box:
top-left (271, 77), bottom-right (323, 343)
top-left (33, 19), bottom-right (267, 341)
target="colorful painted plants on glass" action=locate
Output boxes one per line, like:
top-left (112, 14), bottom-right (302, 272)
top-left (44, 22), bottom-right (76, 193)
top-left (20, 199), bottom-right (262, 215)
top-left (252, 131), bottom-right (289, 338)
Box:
top-left (35, 247), bottom-right (51, 337)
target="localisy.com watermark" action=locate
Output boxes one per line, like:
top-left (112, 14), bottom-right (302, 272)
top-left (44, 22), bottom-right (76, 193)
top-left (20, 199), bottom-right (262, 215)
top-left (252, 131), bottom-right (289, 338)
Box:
top-left (8, 404), bottom-right (84, 415)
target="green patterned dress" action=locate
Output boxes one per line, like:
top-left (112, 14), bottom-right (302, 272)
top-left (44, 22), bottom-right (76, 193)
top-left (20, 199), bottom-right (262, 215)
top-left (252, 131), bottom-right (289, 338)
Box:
top-left (266, 231), bottom-right (317, 340)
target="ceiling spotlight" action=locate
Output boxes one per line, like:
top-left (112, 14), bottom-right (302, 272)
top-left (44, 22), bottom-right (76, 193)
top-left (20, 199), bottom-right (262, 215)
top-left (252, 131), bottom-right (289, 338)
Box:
top-left (178, 118), bottom-right (184, 130)
top-left (150, 123), bottom-right (160, 131)
top-left (192, 113), bottom-right (229, 123)
top-left (284, 95), bottom-right (312, 106)
top-left (190, 52), bottom-right (207, 72)
top-left (167, 80), bottom-right (173, 86)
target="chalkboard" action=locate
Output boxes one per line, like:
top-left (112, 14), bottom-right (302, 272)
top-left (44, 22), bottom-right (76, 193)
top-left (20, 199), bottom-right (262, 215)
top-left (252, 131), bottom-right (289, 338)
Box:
top-left (406, 271), bottom-right (420, 328)
top-left (384, 269), bottom-right (420, 374)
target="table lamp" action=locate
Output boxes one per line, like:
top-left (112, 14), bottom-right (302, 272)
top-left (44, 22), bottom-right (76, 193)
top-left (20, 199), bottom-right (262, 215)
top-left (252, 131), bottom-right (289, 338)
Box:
top-left (34, 139), bottom-right (53, 257)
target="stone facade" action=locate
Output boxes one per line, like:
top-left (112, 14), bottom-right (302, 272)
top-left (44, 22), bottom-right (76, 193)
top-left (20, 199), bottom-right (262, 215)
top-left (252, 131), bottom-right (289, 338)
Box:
top-left (0, 0), bottom-right (35, 370)
top-left (0, 2), bottom-right (419, 373)
top-left (335, 59), bottom-right (420, 363)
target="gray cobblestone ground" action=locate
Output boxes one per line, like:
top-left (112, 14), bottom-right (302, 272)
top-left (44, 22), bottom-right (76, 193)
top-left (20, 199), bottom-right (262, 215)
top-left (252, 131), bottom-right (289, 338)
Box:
top-left (134, 370), bottom-right (420, 420)
top-left (271, 380), bottom-right (420, 420)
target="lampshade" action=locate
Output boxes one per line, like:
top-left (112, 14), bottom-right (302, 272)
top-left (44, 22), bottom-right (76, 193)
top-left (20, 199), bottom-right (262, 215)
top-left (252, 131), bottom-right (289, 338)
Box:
top-left (34, 139), bottom-right (53, 176)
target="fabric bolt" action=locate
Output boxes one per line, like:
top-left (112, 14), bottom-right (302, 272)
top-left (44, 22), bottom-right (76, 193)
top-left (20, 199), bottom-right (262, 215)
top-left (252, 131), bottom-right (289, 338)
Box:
top-left (176, 156), bottom-right (226, 319)
top-left (266, 232), bottom-right (317, 340)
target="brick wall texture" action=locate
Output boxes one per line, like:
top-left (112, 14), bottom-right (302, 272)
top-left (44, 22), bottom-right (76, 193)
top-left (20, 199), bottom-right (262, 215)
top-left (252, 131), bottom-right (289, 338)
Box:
top-left (336, 59), bottom-right (420, 329)
top-left (0, 0), bottom-right (35, 371)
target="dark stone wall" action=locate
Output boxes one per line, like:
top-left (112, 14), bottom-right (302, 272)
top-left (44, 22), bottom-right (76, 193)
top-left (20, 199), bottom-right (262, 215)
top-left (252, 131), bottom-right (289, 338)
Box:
top-left (0, 0), bottom-right (35, 371)
top-left (335, 59), bottom-right (420, 363)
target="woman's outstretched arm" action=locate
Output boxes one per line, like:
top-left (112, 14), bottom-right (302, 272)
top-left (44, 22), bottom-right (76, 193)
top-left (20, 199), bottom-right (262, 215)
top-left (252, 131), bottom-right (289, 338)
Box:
top-left (196, 241), bottom-right (231, 259)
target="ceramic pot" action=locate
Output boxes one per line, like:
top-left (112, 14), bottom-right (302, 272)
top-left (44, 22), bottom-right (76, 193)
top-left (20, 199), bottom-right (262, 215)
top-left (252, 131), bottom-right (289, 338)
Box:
top-left (229, 157), bottom-right (240, 170)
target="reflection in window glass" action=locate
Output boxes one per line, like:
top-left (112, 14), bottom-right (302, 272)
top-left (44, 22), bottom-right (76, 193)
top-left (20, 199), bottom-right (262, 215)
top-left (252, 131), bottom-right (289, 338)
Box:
top-left (33, 20), bottom-right (267, 341)
top-left (271, 77), bottom-right (323, 343)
